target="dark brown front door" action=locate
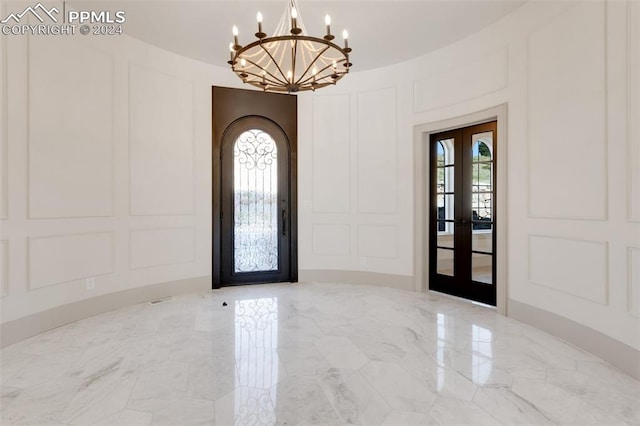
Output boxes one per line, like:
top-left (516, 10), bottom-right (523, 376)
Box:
top-left (429, 121), bottom-right (497, 305)
top-left (212, 87), bottom-right (298, 288)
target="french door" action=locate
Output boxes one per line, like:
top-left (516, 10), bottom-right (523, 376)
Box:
top-left (429, 121), bottom-right (497, 305)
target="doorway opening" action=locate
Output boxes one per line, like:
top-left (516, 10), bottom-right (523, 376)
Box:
top-left (429, 121), bottom-right (497, 305)
top-left (413, 105), bottom-right (507, 313)
top-left (212, 87), bottom-right (298, 288)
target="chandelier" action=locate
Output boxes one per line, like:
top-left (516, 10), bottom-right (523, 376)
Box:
top-left (228, 0), bottom-right (352, 93)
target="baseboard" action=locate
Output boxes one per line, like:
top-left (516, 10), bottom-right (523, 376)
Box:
top-left (0, 276), bottom-right (211, 349)
top-left (299, 269), bottom-right (414, 291)
top-left (508, 299), bottom-right (640, 380)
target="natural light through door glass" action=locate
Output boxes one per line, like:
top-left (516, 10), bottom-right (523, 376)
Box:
top-left (234, 129), bottom-right (278, 273)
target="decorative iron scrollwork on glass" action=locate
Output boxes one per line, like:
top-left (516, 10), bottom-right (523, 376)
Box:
top-left (234, 129), bottom-right (279, 273)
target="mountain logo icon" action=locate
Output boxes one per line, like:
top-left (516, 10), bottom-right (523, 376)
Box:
top-left (1, 3), bottom-right (59, 24)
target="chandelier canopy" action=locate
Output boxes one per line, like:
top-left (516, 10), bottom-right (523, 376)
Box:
top-left (228, 0), bottom-right (352, 93)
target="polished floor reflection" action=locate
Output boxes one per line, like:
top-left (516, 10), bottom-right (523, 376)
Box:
top-left (1, 282), bottom-right (639, 425)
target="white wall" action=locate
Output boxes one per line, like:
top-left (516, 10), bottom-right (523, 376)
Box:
top-left (0, 25), bottom-right (241, 324)
top-left (297, 0), bottom-right (639, 351)
top-left (0, 0), bottom-right (638, 356)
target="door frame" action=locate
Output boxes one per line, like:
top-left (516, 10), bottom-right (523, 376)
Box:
top-left (212, 86), bottom-right (298, 289)
top-left (413, 104), bottom-right (508, 314)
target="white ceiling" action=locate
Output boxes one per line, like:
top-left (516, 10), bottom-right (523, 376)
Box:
top-left (69, 1), bottom-right (525, 71)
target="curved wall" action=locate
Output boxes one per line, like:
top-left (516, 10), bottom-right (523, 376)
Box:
top-left (296, 0), bottom-right (640, 361)
top-left (0, 20), bottom-right (240, 327)
top-left (1, 1), bottom-right (638, 375)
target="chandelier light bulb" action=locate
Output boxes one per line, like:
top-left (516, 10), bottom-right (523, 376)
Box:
top-left (232, 25), bottom-right (239, 47)
top-left (325, 14), bottom-right (331, 37)
top-left (240, 58), bottom-right (247, 67)
top-left (290, 7), bottom-right (298, 30)
top-left (312, 67), bottom-right (318, 76)
top-left (287, 70), bottom-right (293, 81)
top-left (229, 42), bottom-right (234, 52)
top-left (343, 29), bottom-right (349, 49)
top-left (256, 12), bottom-right (263, 34)
top-left (228, 42), bottom-right (234, 61)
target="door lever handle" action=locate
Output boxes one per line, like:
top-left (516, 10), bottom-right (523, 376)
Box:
top-left (281, 209), bottom-right (287, 236)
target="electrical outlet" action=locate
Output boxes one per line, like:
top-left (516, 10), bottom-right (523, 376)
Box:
top-left (85, 277), bottom-right (95, 290)
top-left (359, 256), bottom-right (367, 265)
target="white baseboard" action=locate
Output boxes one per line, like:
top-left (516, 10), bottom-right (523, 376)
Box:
top-left (508, 298), bottom-right (640, 380)
top-left (299, 269), bottom-right (414, 291)
top-left (0, 276), bottom-right (211, 348)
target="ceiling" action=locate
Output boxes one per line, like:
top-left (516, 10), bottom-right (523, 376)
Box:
top-left (69, 1), bottom-right (525, 71)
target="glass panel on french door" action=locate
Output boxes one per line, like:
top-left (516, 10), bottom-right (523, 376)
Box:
top-left (437, 248), bottom-right (454, 277)
top-left (233, 129), bottom-right (279, 273)
top-left (471, 131), bottom-right (494, 285)
top-left (472, 253), bottom-right (493, 285)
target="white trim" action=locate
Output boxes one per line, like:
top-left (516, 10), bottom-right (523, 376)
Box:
top-left (413, 104), bottom-right (508, 315)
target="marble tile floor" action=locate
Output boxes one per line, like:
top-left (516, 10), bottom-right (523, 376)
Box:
top-left (1, 282), bottom-right (638, 426)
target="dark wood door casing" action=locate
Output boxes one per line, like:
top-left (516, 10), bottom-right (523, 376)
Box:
top-left (212, 86), bottom-right (298, 288)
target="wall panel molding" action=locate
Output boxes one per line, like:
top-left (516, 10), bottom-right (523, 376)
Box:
top-left (311, 224), bottom-right (351, 256)
top-left (357, 224), bottom-right (398, 259)
top-left (128, 63), bottom-right (195, 217)
top-left (28, 232), bottom-right (115, 290)
top-left (526, 2), bottom-right (608, 221)
top-left (28, 36), bottom-right (115, 219)
top-left (312, 95), bottom-right (351, 214)
top-left (628, 0), bottom-right (640, 222)
top-left (0, 240), bottom-right (8, 298)
top-left (0, 8), bottom-right (7, 220)
top-left (129, 227), bottom-right (196, 270)
top-left (357, 87), bottom-right (397, 214)
top-left (628, 246), bottom-right (640, 318)
top-left (413, 46), bottom-right (508, 113)
top-left (527, 234), bottom-right (609, 305)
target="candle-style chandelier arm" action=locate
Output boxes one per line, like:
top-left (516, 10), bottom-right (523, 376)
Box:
top-left (258, 43), bottom-right (289, 83)
top-left (239, 57), bottom-right (290, 87)
top-left (294, 44), bottom-right (331, 85)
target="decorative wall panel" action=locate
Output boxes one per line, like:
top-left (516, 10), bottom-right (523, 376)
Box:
top-left (414, 47), bottom-right (508, 112)
top-left (528, 235), bottom-right (608, 305)
top-left (527, 2), bottom-right (607, 219)
top-left (312, 95), bottom-right (350, 213)
top-left (129, 64), bottom-right (194, 216)
top-left (312, 224), bottom-right (350, 256)
top-left (0, 240), bottom-right (7, 297)
top-left (130, 227), bottom-right (195, 270)
top-left (29, 232), bottom-right (114, 290)
top-left (629, 1), bottom-right (640, 221)
top-left (357, 88), bottom-right (397, 214)
top-left (28, 37), bottom-right (114, 218)
top-left (629, 247), bottom-right (640, 318)
top-left (358, 225), bottom-right (398, 259)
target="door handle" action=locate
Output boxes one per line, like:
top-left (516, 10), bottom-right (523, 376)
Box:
top-left (455, 218), bottom-right (469, 225)
top-left (281, 209), bottom-right (287, 236)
